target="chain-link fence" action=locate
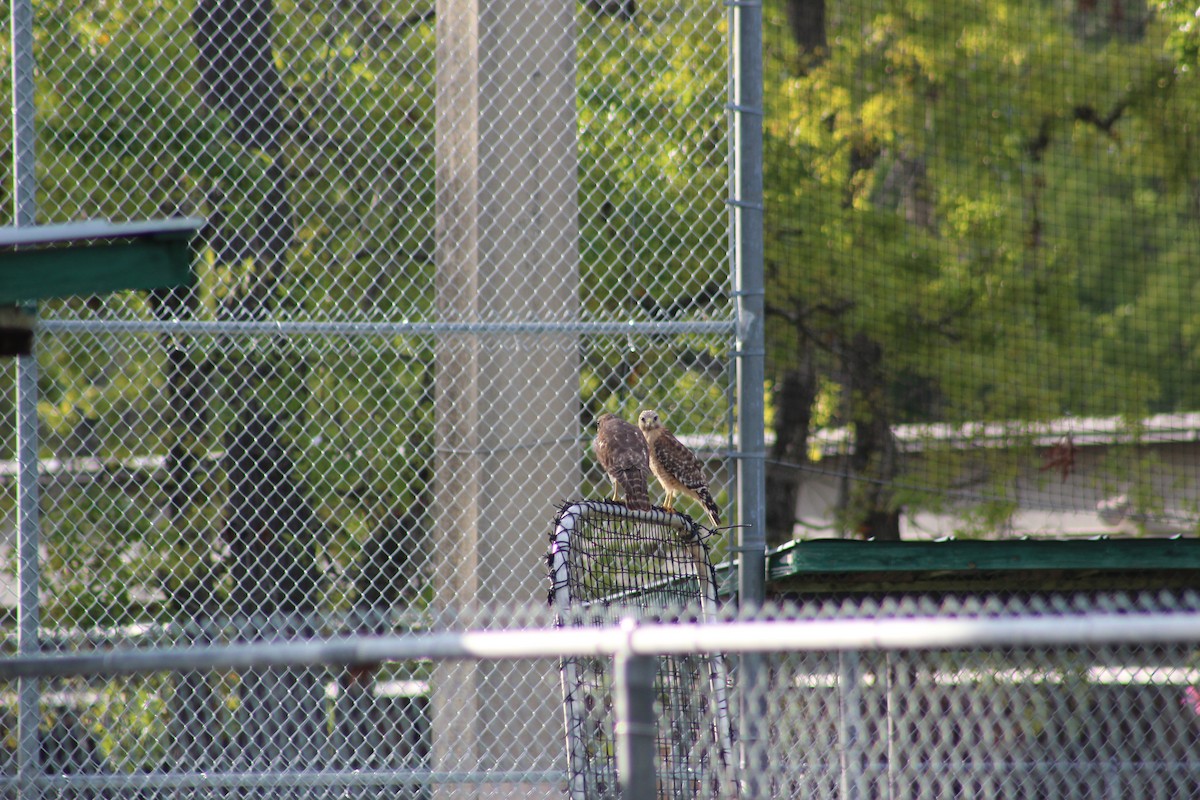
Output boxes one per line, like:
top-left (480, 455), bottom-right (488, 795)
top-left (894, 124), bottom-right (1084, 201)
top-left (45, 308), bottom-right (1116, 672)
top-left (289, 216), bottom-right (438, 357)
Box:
top-left (5, 593), bottom-right (1200, 799)
top-left (2, 0), bottom-right (746, 792)
top-left (8, 0), bottom-right (1200, 795)
top-left (1, 0), bottom-right (739, 613)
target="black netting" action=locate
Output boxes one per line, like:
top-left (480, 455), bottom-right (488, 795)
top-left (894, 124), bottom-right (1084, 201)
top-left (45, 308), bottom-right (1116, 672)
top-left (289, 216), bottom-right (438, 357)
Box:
top-left (549, 501), bottom-right (721, 607)
top-left (549, 501), bottom-right (734, 799)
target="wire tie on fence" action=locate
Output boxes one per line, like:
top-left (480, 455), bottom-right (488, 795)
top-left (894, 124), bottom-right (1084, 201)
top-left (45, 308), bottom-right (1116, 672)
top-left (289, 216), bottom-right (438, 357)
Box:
top-left (725, 102), bottom-right (765, 117)
top-left (725, 198), bottom-right (766, 211)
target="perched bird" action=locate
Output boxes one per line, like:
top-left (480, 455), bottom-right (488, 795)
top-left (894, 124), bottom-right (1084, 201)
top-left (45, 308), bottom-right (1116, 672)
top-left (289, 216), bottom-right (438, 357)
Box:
top-left (593, 413), bottom-right (653, 511)
top-left (637, 409), bottom-right (721, 528)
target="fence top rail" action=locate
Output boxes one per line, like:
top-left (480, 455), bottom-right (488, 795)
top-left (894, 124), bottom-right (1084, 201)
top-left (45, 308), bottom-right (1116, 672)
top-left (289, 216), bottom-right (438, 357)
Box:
top-left (4, 611), bottom-right (1200, 680)
top-left (37, 318), bottom-right (738, 337)
top-left (0, 217), bottom-right (204, 248)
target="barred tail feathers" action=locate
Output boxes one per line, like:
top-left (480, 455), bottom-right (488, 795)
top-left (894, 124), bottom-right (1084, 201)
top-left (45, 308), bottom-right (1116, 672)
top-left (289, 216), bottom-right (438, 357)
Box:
top-left (698, 487), bottom-right (720, 529)
top-left (616, 468), bottom-right (652, 511)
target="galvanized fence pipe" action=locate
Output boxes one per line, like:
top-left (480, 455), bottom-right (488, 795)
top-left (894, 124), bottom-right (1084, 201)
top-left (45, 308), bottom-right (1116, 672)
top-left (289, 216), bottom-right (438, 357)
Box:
top-left (6, 606), bottom-right (1200, 797)
top-left (730, 0), bottom-right (766, 612)
top-left (7, 611), bottom-right (1200, 680)
top-left (614, 652), bottom-right (659, 800)
top-left (10, 0), bottom-right (41, 797)
top-left (731, 2), bottom-right (767, 791)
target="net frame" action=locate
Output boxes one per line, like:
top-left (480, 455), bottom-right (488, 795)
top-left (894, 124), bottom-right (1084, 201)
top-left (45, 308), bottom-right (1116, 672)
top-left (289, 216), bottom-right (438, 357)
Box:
top-left (549, 501), bottom-right (734, 799)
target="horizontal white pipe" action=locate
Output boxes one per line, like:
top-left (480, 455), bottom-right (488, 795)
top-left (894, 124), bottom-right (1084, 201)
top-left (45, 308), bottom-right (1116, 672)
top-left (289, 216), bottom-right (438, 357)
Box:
top-left (0, 769), bottom-right (563, 791)
top-left (39, 318), bottom-right (736, 337)
top-left (621, 614), bottom-right (1200, 655)
top-left (4, 612), bottom-right (1200, 680)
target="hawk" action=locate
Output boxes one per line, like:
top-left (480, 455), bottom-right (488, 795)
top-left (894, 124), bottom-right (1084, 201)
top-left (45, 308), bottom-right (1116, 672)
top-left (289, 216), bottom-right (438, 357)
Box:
top-left (592, 413), bottom-right (653, 511)
top-left (637, 409), bottom-right (720, 528)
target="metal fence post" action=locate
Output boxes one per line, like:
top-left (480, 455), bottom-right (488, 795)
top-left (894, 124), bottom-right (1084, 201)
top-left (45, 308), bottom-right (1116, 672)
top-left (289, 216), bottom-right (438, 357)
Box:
top-left (10, 0), bottom-right (35, 222)
top-left (613, 651), bottom-right (657, 800)
top-left (731, 1), bottom-right (766, 797)
top-left (730, 0), bottom-right (766, 610)
top-left (11, 0), bottom-right (42, 795)
top-left (14, 359), bottom-right (40, 800)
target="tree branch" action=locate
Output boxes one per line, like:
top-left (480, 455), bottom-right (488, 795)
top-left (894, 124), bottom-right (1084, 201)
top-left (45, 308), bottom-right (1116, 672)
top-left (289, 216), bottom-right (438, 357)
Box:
top-left (1073, 100), bottom-right (1127, 137)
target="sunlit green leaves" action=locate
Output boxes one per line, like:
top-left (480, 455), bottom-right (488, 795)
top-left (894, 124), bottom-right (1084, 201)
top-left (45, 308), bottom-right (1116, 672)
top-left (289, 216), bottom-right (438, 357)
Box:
top-left (763, 0), bottom-right (1200, 535)
top-left (3, 0), bottom-right (733, 628)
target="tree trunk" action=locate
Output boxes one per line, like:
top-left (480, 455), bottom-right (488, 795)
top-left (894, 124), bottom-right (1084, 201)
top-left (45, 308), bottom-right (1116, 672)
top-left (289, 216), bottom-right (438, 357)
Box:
top-left (765, 345), bottom-right (818, 548)
top-left (844, 334), bottom-right (902, 541)
top-left (785, 0), bottom-right (827, 69)
top-left (191, 0), bottom-right (328, 771)
top-left (223, 409), bottom-right (327, 769)
top-left (193, 0), bottom-right (286, 148)
top-left (150, 282), bottom-right (226, 769)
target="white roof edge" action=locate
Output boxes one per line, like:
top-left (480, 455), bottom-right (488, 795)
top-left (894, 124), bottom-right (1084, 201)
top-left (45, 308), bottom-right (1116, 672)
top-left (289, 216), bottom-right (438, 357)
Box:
top-left (811, 411), bottom-right (1200, 453)
top-left (0, 217), bottom-right (205, 248)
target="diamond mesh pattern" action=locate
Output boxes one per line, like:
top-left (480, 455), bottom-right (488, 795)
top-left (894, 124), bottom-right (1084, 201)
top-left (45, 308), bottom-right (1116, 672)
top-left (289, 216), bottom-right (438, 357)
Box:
top-left (2, 0), bottom-right (732, 794)
top-left (734, 594), bottom-right (1200, 800)
top-left (8, 0), bottom-right (1200, 794)
top-left (5, 594), bottom-right (1200, 798)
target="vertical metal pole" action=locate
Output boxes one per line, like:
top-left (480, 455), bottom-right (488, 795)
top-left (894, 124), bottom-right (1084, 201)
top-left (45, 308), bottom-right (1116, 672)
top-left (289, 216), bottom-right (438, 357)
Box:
top-left (613, 651), bottom-right (657, 800)
top-left (730, 0), bottom-right (766, 608)
top-left (11, 0), bottom-right (35, 225)
top-left (730, 0), bottom-right (765, 795)
top-left (14, 363), bottom-right (40, 800)
top-left (11, 0), bottom-right (41, 794)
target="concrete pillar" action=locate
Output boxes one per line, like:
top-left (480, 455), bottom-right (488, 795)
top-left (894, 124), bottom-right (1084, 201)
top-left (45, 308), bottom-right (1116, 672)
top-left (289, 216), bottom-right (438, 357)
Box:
top-left (432, 0), bottom-right (579, 796)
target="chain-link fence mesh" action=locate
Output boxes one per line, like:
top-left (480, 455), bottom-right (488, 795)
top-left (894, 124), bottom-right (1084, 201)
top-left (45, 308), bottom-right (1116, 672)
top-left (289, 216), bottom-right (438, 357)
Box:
top-left (2, 0), bottom-right (735, 792)
top-left (7, 0), bottom-right (1200, 795)
top-left (734, 594), bottom-right (1200, 799)
top-left (5, 593), bottom-right (1200, 798)
top-left (0, 0), bottom-right (735, 601)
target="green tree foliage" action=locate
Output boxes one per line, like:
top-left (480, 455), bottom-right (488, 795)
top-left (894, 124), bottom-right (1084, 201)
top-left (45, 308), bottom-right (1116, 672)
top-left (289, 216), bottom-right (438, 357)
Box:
top-left (0, 0), bottom-right (728, 628)
top-left (763, 0), bottom-right (1200, 539)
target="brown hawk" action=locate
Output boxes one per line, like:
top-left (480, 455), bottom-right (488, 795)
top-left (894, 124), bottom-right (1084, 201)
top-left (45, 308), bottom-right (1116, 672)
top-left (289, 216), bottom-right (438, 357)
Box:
top-left (637, 409), bottom-right (720, 528)
top-left (592, 413), bottom-right (653, 511)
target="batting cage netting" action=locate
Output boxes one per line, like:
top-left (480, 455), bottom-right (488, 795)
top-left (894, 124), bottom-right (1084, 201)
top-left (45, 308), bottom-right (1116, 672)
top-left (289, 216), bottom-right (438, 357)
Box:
top-left (549, 502), bottom-right (734, 799)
